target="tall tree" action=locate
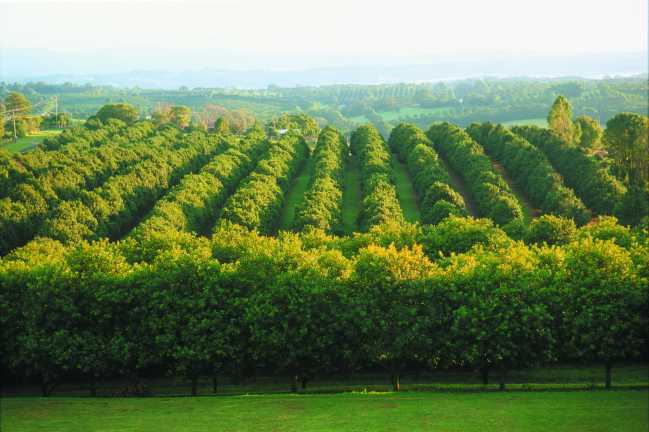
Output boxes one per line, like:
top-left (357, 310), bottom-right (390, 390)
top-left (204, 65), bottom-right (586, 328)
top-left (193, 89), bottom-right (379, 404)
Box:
top-left (213, 117), bottom-right (230, 134)
top-left (603, 113), bottom-right (649, 186)
top-left (95, 103), bottom-right (139, 125)
top-left (547, 96), bottom-right (577, 143)
top-left (169, 106), bottom-right (192, 129)
top-left (574, 115), bottom-right (603, 150)
top-left (4, 92), bottom-right (31, 116)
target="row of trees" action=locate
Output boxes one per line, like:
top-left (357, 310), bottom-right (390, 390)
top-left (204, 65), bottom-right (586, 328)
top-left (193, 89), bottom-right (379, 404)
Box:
top-left (1, 217), bottom-right (646, 396)
top-left (37, 130), bottom-right (224, 244)
top-left (351, 124), bottom-right (404, 231)
top-left (0, 125), bottom-right (183, 255)
top-left (427, 123), bottom-right (524, 225)
top-left (389, 123), bottom-right (468, 225)
top-left (0, 119), bottom-right (160, 200)
top-left (293, 126), bottom-right (347, 233)
top-left (513, 126), bottom-right (627, 217)
top-left (129, 130), bottom-right (268, 245)
top-left (217, 132), bottom-right (308, 234)
top-left (41, 117), bottom-right (156, 151)
top-left (467, 123), bottom-right (591, 224)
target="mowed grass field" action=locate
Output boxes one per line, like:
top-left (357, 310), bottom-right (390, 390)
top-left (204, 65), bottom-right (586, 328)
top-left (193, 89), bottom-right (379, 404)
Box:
top-left (501, 118), bottom-right (548, 127)
top-left (0, 129), bottom-right (61, 153)
top-left (2, 391), bottom-right (647, 432)
top-left (391, 154), bottom-right (421, 223)
top-left (278, 155), bottom-right (313, 231)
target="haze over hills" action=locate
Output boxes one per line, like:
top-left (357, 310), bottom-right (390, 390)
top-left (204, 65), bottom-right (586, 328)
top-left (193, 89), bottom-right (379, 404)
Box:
top-left (2, 50), bottom-right (647, 89)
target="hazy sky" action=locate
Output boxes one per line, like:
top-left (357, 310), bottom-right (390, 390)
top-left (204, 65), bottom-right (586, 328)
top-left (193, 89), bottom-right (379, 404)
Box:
top-left (1, 0), bottom-right (648, 73)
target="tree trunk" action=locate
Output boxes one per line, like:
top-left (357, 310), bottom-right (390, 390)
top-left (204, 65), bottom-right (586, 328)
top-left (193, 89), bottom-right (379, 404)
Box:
top-left (605, 361), bottom-right (612, 389)
top-left (291, 375), bottom-right (298, 393)
top-left (499, 364), bottom-right (506, 391)
top-left (480, 366), bottom-right (489, 385)
top-left (212, 376), bottom-right (218, 394)
top-left (191, 376), bottom-right (198, 396)
top-left (90, 374), bottom-right (97, 397)
top-left (40, 376), bottom-right (55, 397)
top-left (301, 377), bottom-right (308, 390)
top-left (391, 373), bottom-right (400, 392)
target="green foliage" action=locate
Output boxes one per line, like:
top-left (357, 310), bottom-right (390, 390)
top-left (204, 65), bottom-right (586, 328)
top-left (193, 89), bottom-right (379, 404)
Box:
top-left (525, 214), bottom-right (577, 245)
top-left (130, 132), bottom-right (267, 246)
top-left (95, 103), bottom-right (139, 125)
top-left (4, 92), bottom-right (31, 115)
top-left (513, 125), bottom-right (626, 217)
top-left (218, 133), bottom-right (308, 234)
top-left (467, 123), bottom-right (591, 224)
top-left (574, 115), bottom-right (602, 149)
top-left (2, 216), bottom-right (646, 395)
top-left (352, 124), bottom-right (404, 230)
top-left (169, 106), bottom-right (192, 129)
top-left (293, 126), bottom-right (346, 233)
top-left (427, 123), bottom-right (524, 225)
top-left (547, 96), bottom-right (577, 143)
top-left (561, 238), bottom-right (646, 386)
top-left (32, 130), bottom-right (222, 245)
top-left (389, 123), bottom-right (467, 224)
top-left (603, 112), bottom-right (649, 187)
top-left (449, 244), bottom-right (556, 388)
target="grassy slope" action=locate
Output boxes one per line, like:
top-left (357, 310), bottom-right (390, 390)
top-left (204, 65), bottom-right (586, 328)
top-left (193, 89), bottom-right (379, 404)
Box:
top-left (341, 156), bottom-right (362, 234)
top-left (0, 130), bottom-right (61, 153)
top-left (501, 118), bottom-right (548, 127)
top-left (3, 391), bottom-right (647, 432)
top-left (277, 155), bottom-right (313, 232)
top-left (391, 154), bottom-right (421, 223)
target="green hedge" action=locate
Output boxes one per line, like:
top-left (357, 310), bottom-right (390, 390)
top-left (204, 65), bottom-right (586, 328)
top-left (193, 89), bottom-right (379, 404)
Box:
top-left (427, 122), bottom-right (524, 225)
top-left (352, 124), bottom-right (404, 230)
top-left (467, 123), bottom-right (591, 225)
top-left (389, 123), bottom-right (467, 224)
top-left (293, 126), bottom-right (346, 233)
top-left (512, 125), bottom-right (626, 215)
top-left (218, 132), bottom-right (308, 234)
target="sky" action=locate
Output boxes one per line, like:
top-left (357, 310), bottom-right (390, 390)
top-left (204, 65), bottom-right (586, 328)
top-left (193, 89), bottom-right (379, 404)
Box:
top-left (1, 0), bottom-right (648, 80)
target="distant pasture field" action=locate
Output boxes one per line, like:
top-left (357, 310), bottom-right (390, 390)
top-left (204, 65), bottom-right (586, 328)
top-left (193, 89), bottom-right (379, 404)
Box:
top-left (501, 117), bottom-right (548, 127)
top-left (2, 391), bottom-right (647, 432)
top-left (378, 106), bottom-right (454, 121)
top-left (1, 129), bottom-right (61, 153)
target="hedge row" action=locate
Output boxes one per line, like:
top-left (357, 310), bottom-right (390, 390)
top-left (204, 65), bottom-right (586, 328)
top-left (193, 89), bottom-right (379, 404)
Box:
top-left (36, 131), bottom-right (225, 244)
top-left (389, 123), bottom-right (467, 224)
top-left (1, 219), bottom-right (646, 395)
top-left (0, 120), bottom-right (160, 200)
top-left (293, 126), bottom-right (347, 233)
top-left (0, 126), bottom-right (182, 255)
top-left (427, 122), bottom-right (524, 225)
top-left (41, 118), bottom-right (157, 151)
top-left (467, 123), bottom-right (592, 225)
top-left (130, 130), bottom-right (267, 240)
top-left (512, 125), bottom-right (626, 215)
top-left (217, 132), bottom-right (308, 234)
top-left (351, 124), bottom-right (404, 231)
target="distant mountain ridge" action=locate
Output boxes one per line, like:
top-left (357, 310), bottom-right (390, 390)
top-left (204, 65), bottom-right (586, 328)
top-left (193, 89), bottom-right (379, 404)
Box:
top-left (2, 51), bottom-right (646, 89)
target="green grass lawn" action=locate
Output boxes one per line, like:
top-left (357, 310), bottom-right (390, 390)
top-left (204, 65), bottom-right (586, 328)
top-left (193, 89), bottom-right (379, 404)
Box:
top-left (502, 118), bottom-right (548, 127)
top-left (391, 154), bottom-right (421, 223)
top-left (1, 129), bottom-right (61, 153)
top-left (2, 391), bottom-right (647, 432)
top-left (341, 157), bottom-right (362, 234)
top-left (278, 156), bottom-right (313, 231)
